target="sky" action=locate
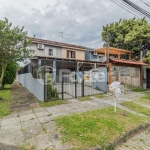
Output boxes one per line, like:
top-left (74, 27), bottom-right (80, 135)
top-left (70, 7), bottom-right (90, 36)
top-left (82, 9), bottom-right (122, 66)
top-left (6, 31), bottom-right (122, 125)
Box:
top-left (0, 0), bottom-right (149, 49)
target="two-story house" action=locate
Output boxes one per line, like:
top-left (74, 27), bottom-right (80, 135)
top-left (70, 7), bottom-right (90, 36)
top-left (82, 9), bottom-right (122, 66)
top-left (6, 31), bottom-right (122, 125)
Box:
top-left (29, 37), bottom-right (87, 60)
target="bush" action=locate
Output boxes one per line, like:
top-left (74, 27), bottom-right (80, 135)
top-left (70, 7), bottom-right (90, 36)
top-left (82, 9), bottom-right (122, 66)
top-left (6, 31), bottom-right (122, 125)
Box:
top-left (46, 84), bottom-right (59, 101)
top-left (0, 62), bottom-right (18, 89)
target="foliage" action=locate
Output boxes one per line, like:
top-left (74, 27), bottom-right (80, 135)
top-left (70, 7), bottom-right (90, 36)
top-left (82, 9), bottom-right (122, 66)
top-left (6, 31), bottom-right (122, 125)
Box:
top-left (39, 100), bottom-right (66, 107)
top-left (0, 62), bottom-right (18, 88)
top-left (142, 94), bottom-right (150, 100)
top-left (46, 84), bottom-right (59, 101)
top-left (132, 87), bottom-right (146, 92)
top-left (78, 96), bottom-right (92, 101)
top-left (94, 94), bottom-right (105, 99)
top-left (0, 18), bottom-right (34, 86)
top-left (144, 51), bottom-right (150, 63)
top-left (122, 101), bottom-right (150, 116)
top-left (102, 17), bottom-right (150, 58)
top-left (55, 107), bottom-right (148, 149)
top-left (0, 85), bottom-right (11, 118)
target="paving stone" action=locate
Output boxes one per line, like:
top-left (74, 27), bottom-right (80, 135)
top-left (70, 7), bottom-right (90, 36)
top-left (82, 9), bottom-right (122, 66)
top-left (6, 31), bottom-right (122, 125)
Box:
top-left (0, 123), bottom-right (21, 136)
top-left (43, 121), bottom-right (55, 133)
top-left (21, 121), bottom-right (42, 139)
top-left (34, 111), bottom-right (50, 118)
top-left (1, 117), bottom-right (20, 126)
top-left (18, 109), bottom-right (33, 116)
top-left (33, 107), bottom-right (47, 113)
top-left (0, 143), bottom-right (20, 150)
top-left (26, 133), bottom-right (53, 150)
top-left (20, 113), bottom-right (36, 122)
top-left (38, 116), bottom-right (51, 123)
top-left (0, 130), bottom-right (24, 146)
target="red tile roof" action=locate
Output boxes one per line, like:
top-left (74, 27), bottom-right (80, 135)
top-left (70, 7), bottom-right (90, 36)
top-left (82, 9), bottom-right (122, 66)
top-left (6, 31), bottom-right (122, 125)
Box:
top-left (110, 58), bottom-right (147, 66)
top-left (28, 37), bottom-right (87, 50)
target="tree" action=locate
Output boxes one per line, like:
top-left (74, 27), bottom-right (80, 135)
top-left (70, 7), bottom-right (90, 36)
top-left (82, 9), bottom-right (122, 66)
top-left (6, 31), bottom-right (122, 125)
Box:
top-left (102, 18), bottom-right (150, 58)
top-left (0, 62), bottom-right (18, 89)
top-left (0, 18), bottom-right (34, 87)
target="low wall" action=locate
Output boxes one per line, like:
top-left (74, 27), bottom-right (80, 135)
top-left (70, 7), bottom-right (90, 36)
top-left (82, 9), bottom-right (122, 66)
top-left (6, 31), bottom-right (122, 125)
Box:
top-left (17, 73), bottom-right (44, 101)
top-left (113, 75), bottom-right (140, 87)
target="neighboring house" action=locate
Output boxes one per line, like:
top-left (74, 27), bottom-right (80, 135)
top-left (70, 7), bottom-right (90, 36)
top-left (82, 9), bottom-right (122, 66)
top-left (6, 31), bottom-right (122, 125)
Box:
top-left (28, 37), bottom-right (87, 60)
top-left (93, 47), bottom-right (147, 87)
top-left (85, 48), bottom-right (99, 62)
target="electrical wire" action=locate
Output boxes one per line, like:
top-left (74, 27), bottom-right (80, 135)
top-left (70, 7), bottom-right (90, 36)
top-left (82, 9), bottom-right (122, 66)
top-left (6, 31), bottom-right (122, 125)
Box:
top-left (111, 0), bottom-right (150, 22)
top-left (141, 0), bottom-right (150, 7)
top-left (123, 0), bottom-right (150, 18)
top-left (111, 0), bottom-right (140, 17)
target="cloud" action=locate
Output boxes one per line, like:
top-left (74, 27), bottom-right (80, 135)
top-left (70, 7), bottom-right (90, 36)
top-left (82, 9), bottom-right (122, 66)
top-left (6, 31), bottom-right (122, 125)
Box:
top-left (0, 0), bottom-right (148, 48)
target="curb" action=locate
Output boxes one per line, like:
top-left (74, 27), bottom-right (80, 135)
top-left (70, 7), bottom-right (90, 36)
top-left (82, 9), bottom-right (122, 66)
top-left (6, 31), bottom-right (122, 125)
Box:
top-left (90, 120), bottom-right (150, 150)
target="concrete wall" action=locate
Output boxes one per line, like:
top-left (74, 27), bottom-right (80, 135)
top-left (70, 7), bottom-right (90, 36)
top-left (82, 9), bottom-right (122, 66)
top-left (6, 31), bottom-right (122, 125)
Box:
top-left (112, 67), bottom-right (140, 87)
top-left (31, 44), bottom-right (62, 58)
top-left (62, 47), bottom-right (85, 60)
top-left (17, 73), bottom-right (44, 101)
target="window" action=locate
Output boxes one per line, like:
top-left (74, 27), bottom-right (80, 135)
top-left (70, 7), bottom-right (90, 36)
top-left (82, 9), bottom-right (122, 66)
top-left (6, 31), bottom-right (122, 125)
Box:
top-left (49, 49), bottom-right (53, 56)
top-left (67, 50), bottom-right (75, 58)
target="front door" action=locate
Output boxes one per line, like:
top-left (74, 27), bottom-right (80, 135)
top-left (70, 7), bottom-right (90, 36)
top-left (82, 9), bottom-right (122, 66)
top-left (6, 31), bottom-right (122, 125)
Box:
top-left (147, 69), bottom-right (150, 88)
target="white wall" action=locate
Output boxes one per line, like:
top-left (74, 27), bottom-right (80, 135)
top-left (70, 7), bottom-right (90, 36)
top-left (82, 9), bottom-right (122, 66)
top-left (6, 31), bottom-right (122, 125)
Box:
top-left (17, 73), bottom-right (44, 101)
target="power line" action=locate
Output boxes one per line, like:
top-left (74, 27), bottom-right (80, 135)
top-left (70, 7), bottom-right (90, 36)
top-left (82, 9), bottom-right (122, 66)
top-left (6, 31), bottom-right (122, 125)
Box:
top-left (123, 0), bottom-right (150, 18)
top-left (141, 0), bottom-right (150, 7)
top-left (111, 0), bottom-right (139, 17)
top-left (111, 0), bottom-right (150, 22)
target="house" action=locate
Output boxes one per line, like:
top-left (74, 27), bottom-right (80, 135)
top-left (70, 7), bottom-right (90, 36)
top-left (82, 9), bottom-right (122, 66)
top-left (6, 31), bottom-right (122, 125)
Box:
top-left (28, 37), bottom-right (87, 60)
top-left (93, 47), bottom-right (147, 88)
top-left (85, 48), bottom-right (99, 62)
top-left (18, 38), bottom-right (107, 101)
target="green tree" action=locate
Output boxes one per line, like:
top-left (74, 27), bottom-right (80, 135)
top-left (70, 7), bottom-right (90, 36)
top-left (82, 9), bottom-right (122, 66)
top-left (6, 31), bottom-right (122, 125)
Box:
top-left (0, 62), bottom-right (18, 89)
top-left (0, 18), bottom-right (34, 87)
top-left (102, 18), bottom-right (150, 55)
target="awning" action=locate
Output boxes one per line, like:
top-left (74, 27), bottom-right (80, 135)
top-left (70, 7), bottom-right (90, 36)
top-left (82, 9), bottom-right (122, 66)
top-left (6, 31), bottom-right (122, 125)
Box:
top-left (110, 58), bottom-right (148, 66)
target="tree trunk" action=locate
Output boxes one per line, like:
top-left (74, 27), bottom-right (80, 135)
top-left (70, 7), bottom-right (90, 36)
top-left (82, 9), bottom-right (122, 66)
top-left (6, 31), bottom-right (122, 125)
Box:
top-left (0, 63), bottom-right (7, 88)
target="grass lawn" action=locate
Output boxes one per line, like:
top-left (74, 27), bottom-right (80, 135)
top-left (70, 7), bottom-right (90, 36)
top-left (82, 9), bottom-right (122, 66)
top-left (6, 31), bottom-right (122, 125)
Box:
top-left (78, 96), bottom-right (92, 101)
top-left (94, 94), bottom-right (105, 99)
top-left (0, 85), bottom-right (11, 118)
top-left (55, 107), bottom-right (148, 149)
top-left (39, 100), bottom-right (67, 107)
top-left (135, 99), bottom-right (150, 106)
top-left (142, 94), bottom-right (150, 100)
top-left (122, 101), bottom-right (150, 116)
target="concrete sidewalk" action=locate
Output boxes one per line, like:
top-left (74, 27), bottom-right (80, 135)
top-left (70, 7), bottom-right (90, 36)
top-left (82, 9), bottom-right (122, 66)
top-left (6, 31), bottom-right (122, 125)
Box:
top-left (0, 92), bottom-right (145, 149)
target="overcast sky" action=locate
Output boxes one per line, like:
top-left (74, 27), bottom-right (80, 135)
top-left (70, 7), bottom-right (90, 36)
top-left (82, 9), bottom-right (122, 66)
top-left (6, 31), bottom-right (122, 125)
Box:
top-left (0, 0), bottom-right (149, 48)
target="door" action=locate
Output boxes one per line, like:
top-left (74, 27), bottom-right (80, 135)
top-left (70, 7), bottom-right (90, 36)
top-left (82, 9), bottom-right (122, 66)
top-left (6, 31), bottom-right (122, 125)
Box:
top-left (147, 69), bottom-right (150, 88)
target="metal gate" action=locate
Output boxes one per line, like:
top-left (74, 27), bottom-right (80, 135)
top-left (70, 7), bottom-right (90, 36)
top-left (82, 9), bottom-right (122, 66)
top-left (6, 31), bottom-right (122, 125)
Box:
top-left (41, 60), bottom-right (107, 100)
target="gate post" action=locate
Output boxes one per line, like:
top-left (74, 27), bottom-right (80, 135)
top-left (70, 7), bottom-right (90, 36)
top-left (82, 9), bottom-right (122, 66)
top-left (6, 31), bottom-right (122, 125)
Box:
top-left (82, 66), bottom-right (84, 97)
top-left (62, 76), bottom-right (64, 100)
top-left (75, 72), bottom-right (77, 98)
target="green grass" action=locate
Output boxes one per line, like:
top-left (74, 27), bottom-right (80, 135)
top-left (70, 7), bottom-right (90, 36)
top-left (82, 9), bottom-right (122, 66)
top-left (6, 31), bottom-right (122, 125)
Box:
top-left (132, 87), bottom-right (146, 92)
top-left (122, 101), bottom-right (150, 116)
top-left (142, 94), bottom-right (150, 100)
top-left (39, 100), bottom-right (67, 107)
top-left (94, 94), bottom-right (105, 99)
top-left (0, 85), bottom-right (11, 118)
top-left (135, 99), bottom-right (150, 106)
top-left (55, 107), bottom-right (148, 149)
top-left (78, 96), bottom-right (92, 101)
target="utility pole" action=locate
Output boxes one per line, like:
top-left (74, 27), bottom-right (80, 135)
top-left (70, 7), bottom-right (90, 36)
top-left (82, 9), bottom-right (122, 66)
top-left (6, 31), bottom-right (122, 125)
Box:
top-left (106, 32), bottom-right (109, 65)
top-left (106, 32), bottom-right (110, 88)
